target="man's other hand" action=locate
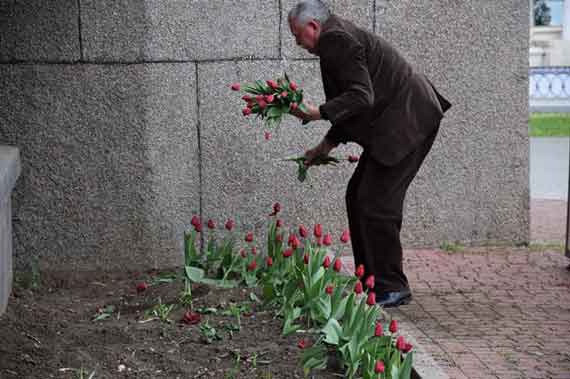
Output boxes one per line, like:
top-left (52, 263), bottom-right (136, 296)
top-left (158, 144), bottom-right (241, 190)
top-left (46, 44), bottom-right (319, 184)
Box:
top-left (304, 138), bottom-right (336, 166)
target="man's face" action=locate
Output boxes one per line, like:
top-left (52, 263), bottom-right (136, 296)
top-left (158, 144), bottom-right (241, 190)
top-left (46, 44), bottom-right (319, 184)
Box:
top-left (289, 18), bottom-right (321, 55)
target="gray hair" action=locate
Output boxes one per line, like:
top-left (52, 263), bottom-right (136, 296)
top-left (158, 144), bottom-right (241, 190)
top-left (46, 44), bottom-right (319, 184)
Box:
top-left (288, 0), bottom-right (331, 26)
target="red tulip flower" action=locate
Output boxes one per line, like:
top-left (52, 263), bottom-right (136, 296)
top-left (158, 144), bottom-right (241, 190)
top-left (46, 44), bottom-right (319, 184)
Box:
top-left (314, 224), bottom-right (322, 238)
top-left (266, 256), bottom-right (273, 267)
top-left (354, 281), bottom-right (363, 294)
top-left (283, 248), bottom-right (293, 258)
top-left (182, 311), bottom-right (201, 325)
top-left (297, 339), bottom-right (307, 349)
top-left (245, 232), bottom-right (254, 243)
top-left (290, 102), bottom-right (298, 111)
top-left (207, 219), bottom-right (215, 229)
top-left (333, 259), bottom-right (342, 272)
top-left (231, 83), bottom-right (240, 91)
top-left (247, 260), bottom-right (257, 271)
top-left (389, 319), bottom-right (398, 333)
top-left (136, 282), bottom-right (148, 293)
top-left (276, 219), bottom-right (283, 228)
top-left (264, 131), bottom-right (271, 140)
top-left (375, 322), bottom-right (383, 337)
top-left (340, 229), bottom-right (350, 243)
top-left (303, 253), bottom-right (309, 264)
top-left (325, 285), bottom-right (334, 295)
top-left (365, 275), bottom-right (375, 289)
top-left (366, 291), bottom-right (376, 306)
top-left (323, 233), bottom-right (332, 246)
top-left (191, 215), bottom-right (201, 227)
top-left (242, 107), bottom-right (252, 116)
top-left (225, 219), bottom-right (234, 231)
top-left (348, 155), bottom-right (360, 163)
top-left (289, 81), bottom-right (298, 91)
top-left (375, 361), bottom-right (385, 374)
top-left (323, 256), bottom-right (331, 268)
top-left (266, 80), bottom-right (279, 90)
top-left (355, 264), bottom-right (365, 278)
top-left (299, 225), bottom-right (308, 238)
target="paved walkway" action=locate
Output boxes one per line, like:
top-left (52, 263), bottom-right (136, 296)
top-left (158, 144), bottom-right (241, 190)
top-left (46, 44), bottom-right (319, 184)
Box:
top-left (341, 248), bottom-right (570, 379)
top-left (531, 199), bottom-right (567, 242)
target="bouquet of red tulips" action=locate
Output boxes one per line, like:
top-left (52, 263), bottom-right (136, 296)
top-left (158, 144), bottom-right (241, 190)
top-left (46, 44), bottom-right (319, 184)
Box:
top-left (231, 73), bottom-right (309, 128)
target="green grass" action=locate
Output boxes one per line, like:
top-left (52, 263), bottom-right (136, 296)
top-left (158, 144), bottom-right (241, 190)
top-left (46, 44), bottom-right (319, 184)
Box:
top-left (529, 113), bottom-right (570, 137)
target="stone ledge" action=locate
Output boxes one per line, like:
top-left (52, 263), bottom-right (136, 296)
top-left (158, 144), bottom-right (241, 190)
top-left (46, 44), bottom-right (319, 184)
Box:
top-left (0, 145), bottom-right (20, 316)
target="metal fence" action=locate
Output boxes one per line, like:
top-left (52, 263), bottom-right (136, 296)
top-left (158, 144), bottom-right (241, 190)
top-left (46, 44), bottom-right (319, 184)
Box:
top-left (530, 66), bottom-right (570, 99)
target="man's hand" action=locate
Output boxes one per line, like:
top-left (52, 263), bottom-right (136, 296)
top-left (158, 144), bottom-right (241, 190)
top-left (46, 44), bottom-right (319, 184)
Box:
top-left (304, 138), bottom-right (336, 166)
top-left (291, 101), bottom-right (321, 122)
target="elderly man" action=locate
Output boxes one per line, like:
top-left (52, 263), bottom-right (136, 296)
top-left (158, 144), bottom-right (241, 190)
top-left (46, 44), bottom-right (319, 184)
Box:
top-left (289, 0), bottom-right (451, 307)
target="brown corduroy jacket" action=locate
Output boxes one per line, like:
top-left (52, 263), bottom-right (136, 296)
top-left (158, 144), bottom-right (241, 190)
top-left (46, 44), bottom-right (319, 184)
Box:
top-left (317, 15), bottom-right (451, 166)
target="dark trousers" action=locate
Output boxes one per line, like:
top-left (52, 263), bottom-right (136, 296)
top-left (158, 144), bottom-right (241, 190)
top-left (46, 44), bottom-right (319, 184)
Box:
top-left (346, 129), bottom-right (439, 294)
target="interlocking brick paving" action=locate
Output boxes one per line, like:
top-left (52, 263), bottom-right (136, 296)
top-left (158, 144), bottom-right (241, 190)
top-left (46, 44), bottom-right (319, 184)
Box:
top-left (340, 247), bottom-right (570, 379)
top-left (531, 199), bottom-right (567, 243)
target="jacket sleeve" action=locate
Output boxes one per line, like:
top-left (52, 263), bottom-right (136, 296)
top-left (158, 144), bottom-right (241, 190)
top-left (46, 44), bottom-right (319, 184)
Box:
top-left (319, 32), bottom-right (374, 126)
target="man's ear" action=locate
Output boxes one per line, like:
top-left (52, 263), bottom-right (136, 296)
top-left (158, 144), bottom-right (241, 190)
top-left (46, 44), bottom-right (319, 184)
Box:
top-left (307, 19), bottom-right (321, 33)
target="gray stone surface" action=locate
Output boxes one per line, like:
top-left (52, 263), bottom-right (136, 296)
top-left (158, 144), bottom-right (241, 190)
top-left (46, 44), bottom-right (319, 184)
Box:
top-left (0, 64), bottom-right (200, 270)
top-left (376, 0), bottom-right (530, 246)
top-left (0, 0), bottom-right (80, 62)
top-left (81, 0), bottom-right (280, 62)
top-left (198, 60), bottom-right (361, 244)
top-left (282, 0), bottom-right (374, 60)
top-left (0, 146), bottom-right (20, 316)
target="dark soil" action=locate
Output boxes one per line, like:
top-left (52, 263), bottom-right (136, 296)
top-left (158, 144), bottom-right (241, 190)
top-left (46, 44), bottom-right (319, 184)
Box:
top-left (0, 269), bottom-right (343, 379)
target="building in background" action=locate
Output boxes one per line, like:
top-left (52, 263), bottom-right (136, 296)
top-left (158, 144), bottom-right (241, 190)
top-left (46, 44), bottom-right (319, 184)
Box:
top-left (530, 0), bottom-right (570, 66)
top-left (529, 0), bottom-right (570, 112)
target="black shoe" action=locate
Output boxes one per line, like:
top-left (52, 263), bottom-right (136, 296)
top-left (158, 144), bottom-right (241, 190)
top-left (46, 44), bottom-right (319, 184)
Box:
top-left (377, 288), bottom-right (412, 308)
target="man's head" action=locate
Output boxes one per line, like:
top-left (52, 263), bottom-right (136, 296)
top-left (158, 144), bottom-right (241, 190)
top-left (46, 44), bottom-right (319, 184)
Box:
top-left (288, 0), bottom-right (331, 55)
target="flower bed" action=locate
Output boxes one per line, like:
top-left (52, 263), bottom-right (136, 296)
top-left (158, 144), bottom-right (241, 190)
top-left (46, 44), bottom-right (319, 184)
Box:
top-left (0, 204), bottom-right (418, 378)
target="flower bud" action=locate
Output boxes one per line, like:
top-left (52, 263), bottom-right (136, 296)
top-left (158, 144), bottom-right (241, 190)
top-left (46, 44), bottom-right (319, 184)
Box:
top-left (258, 100), bottom-right (267, 109)
top-left (207, 219), bottom-right (215, 229)
top-left (245, 232), bottom-right (254, 243)
top-left (325, 285), bottom-right (334, 295)
top-left (265, 94), bottom-right (275, 103)
top-left (266, 256), bottom-right (273, 267)
top-left (289, 81), bottom-right (298, 91)
top-left (225, 219), bottom-right (234, 231)
top-left (323, 233), bottom-right (332, 246)
top-left (191, 215), bottom-right (201, 227)
top-left (290, 102), bottom-right (298, 111)
top-left (299, 225), bottom-right (308, 238)
top-left (231, 83), bottom-right (240, 91)
top-left (283, 248), bottom-right (293, 258)
top-left (304, 253), bottom-right (309, 264)
top-left (242, 107), bottom-right (252, 116)
top-left (389, 319), bottom-right (398, 333)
